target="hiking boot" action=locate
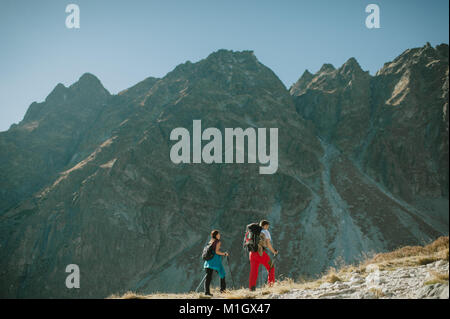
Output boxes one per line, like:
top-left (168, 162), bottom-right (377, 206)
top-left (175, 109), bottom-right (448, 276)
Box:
top-left (205, 292), bottom-right (213, 297)
top-left (250, 286), bottom-right (256, 291)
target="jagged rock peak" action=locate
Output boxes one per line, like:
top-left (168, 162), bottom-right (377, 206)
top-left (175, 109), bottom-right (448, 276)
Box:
top-left (44, 73), bottom-right (107, 102)
top-left (294, 69), bottom-right (314, 84)
top-left (318, 63), bottom-right (336, 73)
top-left (204, 49), bottom-right (259, 66)
top-left (377, 43), bottom-right (449, 76)
top-left (69, 72), bottom-right (109, 93)
top-left (436, 43), bottom-right (449, 57)
top-left (22, 73), bottom-right (110, 125)
top-left (167, 49), bottom-right (261, 78)
top-left (50, 82), bottom-right (67, 94)
top-left (339, 57), bottom-right (364, 75)
top-left (290, 69), bottom-right (314, 95)
top-left (207, 48), bottom-right (256, 59)
top-left (54, 82), bottom-right (66, 90)
top-left (300, 69), bottom-right (313, 78)
top-left (342, 57), bottom-right (361, 69)
top-left (78, 72), bottom-right (102, 83)
top-left (44, 82), bottom-right (68, 103)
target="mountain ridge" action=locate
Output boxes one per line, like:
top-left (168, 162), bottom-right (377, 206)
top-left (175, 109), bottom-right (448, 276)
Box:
top-left (0, 43), bottom-right (448, 298)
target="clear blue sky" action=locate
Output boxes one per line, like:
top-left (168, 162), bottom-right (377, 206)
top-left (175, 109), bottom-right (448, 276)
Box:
top-left (0, 0), bottom-right (448, 131)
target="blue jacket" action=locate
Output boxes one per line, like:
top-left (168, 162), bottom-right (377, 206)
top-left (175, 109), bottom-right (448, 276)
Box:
top-left (203, 242), bottom-right (226, 278)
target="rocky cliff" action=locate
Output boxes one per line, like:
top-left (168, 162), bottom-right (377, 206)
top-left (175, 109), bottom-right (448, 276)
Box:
top-left (0, 44), bottom-right (448, 298)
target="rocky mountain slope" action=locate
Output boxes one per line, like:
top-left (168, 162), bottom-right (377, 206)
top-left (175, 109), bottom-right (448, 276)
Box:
top-left (292, 42), bottom-right (449, 213)
top-left (0, 74), bottom-right (110, 214)
top-left (273, 259), bottom-right (448, 299)
top-left (269, 236), bottom-right (449, 299)
top-left (0, 44), bottom-right (448, 298)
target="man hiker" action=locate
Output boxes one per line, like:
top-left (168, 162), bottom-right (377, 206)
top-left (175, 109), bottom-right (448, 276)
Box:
top-left (203, 230), bottom-right (229, 296)
top-left (248, 220), bottom-right (278, 291)
top-left (260, 220), bottom-right (278, 268)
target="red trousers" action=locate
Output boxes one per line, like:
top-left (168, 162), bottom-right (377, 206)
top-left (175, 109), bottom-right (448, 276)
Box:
top-left (249, 251), bottom-right (275, 289)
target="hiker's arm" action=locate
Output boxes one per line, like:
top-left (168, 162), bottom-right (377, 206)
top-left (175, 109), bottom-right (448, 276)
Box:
top-left (215, 241), bottom-right (229, 256)
top-left (266, 240), bottom-right (278, 255)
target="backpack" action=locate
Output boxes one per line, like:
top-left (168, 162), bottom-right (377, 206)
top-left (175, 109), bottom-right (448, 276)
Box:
top-left (243, 223), bottom-right (262, 253)
top-left (202, 240), bottom-right (217, 261)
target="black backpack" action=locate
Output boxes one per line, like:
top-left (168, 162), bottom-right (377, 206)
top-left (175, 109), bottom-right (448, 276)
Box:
top-left (243, 223), bottom-right (262, 253)
top-left (202, 240), bottom-right (217, 261)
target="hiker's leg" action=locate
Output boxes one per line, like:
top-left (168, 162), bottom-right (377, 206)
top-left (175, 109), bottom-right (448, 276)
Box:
top-left (220, 277), bottom-right (226, 292)
top-left (249, 252), bottom-right (259, 290)
top-left (268, 265), bottom-right (275, 285)
top-left (261, 252), bottom-right (275, 285)
top-left (204, 268), bottom-right (213, 294)
top-left (218, 262), bottom-right (226, 279)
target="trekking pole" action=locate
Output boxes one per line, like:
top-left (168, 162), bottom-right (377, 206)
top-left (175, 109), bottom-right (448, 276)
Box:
top-left (195, 273), bottom-right (207, 293)
top-left (226, 256), bottom-right (235, 289)
top-left (271, 253), bottom-right (278, 269)
top-left (269, 253), bottom-right (279, 284)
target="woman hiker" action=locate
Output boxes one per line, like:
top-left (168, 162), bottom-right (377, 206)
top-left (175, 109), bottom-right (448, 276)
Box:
top-left (204, 230), bottom-right (229, 296)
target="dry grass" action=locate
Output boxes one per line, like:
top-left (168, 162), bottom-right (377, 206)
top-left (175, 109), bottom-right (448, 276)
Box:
top-left (369, 288), bottom-right (385, 298)
top-left (350, 236), bottom-right (449, 272)
top-left (364, 236), bottom-right (449, 265)
top-left (108, 279), bottom-right (324, 300)
top-left (418, 257), bottom-right (439, 265)
top-left (109, 291), bottom-right (202, 299)
top-left (424, 271), bottom-right (449, 285)
top-left (327, 274), bottom-right (342, 283)
top-left (323, 267), bottom-right (342, 283)
top-left (110, 237), bottom-right (449, 299)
